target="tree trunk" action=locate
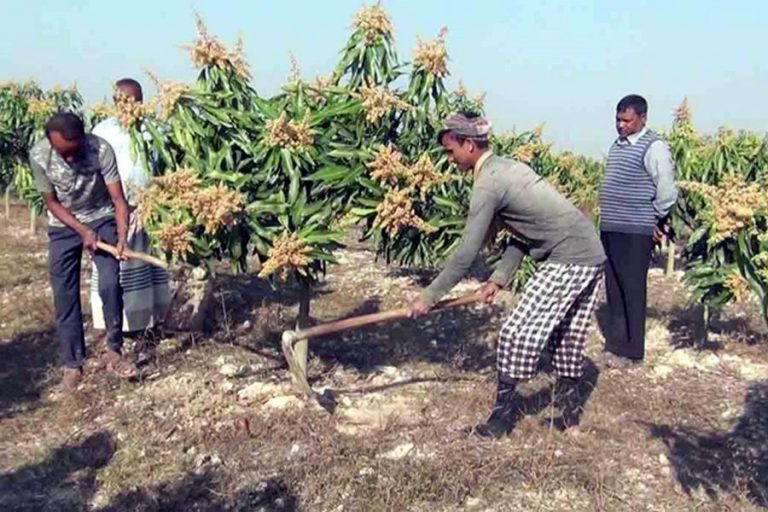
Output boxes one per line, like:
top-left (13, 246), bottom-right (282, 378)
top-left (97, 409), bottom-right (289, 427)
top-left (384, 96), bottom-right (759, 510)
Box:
top-left (292, 281), bottom-right (312, 388)
top-left (701, 305), bottom-right (710, 346)
top-left (665, 238), bottom-right (675, 277)
top-left (164, 268), bottom-right (216, 332)
top-left (4, 188), bottom-right (10, 219)
top-left (29, 208), bottom-right (36, 234)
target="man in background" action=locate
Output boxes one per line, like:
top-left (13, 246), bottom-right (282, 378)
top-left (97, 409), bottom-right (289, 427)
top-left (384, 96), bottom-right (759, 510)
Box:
top-left (599, 94), bottom-right (678, 367)
top-left (91, 78), bottom-right (170, 341)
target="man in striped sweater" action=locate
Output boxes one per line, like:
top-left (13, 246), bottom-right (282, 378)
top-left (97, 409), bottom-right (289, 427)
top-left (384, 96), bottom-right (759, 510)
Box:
top-left (599, 95), bottom-right (678, 367)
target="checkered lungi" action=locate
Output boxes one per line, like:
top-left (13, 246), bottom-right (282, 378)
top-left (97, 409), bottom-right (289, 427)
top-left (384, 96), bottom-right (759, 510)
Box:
top-left (497, 262), bottom-right (603, 380)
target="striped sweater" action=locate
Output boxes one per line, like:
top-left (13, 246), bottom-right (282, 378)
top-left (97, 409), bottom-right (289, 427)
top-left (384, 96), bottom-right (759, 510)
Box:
top-left (599, 130), bottom-right (663, 235)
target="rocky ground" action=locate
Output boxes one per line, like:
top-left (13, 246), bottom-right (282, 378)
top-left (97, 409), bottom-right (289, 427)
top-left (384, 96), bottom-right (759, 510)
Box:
top-left (1, 202), bottom-right (767, 511)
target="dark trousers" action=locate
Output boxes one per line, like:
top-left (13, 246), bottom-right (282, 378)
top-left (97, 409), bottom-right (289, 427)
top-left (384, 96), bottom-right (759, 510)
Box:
top-left (600, 231), bottom-right (654, 360)
top-left (49, 217), bottom-right (123, 368)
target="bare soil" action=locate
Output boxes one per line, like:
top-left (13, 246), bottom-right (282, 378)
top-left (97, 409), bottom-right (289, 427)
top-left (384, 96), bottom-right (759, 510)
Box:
top-left (1, 202), bottom-right (767, 511)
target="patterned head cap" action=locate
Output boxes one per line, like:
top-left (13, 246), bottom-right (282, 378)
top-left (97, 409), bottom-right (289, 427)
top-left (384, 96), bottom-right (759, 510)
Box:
top-left (437, 112), bottom-right (492, 143)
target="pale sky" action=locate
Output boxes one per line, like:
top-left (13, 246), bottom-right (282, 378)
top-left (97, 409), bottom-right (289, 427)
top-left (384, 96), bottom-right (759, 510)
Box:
top-left (2, 0), bottom-right (766, 157)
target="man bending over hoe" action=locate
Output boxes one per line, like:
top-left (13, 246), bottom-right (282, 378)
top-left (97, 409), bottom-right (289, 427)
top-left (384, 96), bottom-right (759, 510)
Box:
top-left (409, 112), bottom-right (606, 438)
top-left (30, 112), bottom-right (136, 390)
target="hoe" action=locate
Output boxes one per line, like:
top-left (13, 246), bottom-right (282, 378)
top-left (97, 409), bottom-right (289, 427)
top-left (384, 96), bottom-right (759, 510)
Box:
top-left (281, 293), bottom-right (481, 410)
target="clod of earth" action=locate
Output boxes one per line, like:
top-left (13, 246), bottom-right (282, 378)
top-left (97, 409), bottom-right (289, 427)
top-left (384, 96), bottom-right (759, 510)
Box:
top-left (238, 381), bottom-right (287, 403)
top-left (378, 442), bottom-right (415, 460)
top-left (652, 365), bottom-right (674, 379)
top-left (263, 395), bottom-right (304, 411)
top-left (335, 394), bottom-right (425, 436)
top-left (218, 363), bottom-right (244, 377)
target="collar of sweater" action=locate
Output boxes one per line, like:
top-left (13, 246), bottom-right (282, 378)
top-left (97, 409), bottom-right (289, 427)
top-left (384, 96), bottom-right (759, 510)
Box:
top-left (618, 127), bottom-right (648, 146)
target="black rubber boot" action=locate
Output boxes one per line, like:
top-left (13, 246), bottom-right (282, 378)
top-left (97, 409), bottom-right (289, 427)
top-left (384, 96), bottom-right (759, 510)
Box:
top-left (551, 377), bottom-right (585, 431)
top-left (473, 375), bottom-right (520, 439)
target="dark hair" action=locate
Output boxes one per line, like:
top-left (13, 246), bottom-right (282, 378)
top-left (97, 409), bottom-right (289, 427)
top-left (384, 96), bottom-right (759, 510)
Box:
top-left (115, 78), bottom-right (143, 101)
top-left (617, 94), bottom-right (647, 116)
top-left (45, 112), bottom-right (85, 141)
top-left (458, 110), bottom-right (481, 119)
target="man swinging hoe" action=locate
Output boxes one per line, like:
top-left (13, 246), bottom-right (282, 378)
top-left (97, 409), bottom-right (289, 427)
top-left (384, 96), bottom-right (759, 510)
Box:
top-left (409, 112), bottom-right (606, 438)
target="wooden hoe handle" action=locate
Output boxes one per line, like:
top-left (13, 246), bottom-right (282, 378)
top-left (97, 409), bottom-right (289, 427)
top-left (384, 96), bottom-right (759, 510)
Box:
top-left (96, 241), bottom-right (169, 270)
top-left (291, 293), bottom-right (481, 342)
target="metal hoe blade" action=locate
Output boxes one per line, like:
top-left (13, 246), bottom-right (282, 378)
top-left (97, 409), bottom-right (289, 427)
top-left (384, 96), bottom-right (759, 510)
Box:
top-left (281, 331), bottom-right (336, 412)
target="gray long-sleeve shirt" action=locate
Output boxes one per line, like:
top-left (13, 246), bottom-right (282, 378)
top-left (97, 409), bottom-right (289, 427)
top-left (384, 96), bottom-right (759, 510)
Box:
top-left (421, 153), bottom-right (606, 306)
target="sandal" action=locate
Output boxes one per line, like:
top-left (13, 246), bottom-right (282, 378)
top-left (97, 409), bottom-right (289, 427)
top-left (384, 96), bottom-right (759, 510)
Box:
top-left (104, 350), bottom-right (137, 379)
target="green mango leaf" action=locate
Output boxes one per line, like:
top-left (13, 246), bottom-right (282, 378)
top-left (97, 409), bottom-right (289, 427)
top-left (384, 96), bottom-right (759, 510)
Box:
top-left (306, 165), bottom-right (349, 182)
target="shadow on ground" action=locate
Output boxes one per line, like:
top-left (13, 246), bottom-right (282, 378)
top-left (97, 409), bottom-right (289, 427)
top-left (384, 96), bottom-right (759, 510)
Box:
top-left (211, 265), bottom-right (506, 377)
top-left (649, 304), bottom-right (766, 349)
top-left (0, 329), bottom-right (58, 420)
top-left (209, 257), bottom-right (604, 392)
top-left (96, 472), bottom-right (297, 512)
top-left (308, 302), bottom-right (503, 374)
top-left (0, 429), bottom-right (298, 511)
top-left (211, 273), bottom-right (330, 348)
top-left (648, 381), bottom-right (768, 507)
top-left (0, 431), bottom-right (116, 511)
top-left (595, 300), bottom-right (766, 355)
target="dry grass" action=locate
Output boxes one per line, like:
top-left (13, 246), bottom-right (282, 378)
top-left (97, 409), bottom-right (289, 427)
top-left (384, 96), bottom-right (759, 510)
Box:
top-left (1, 202), bottom-right (767, 511)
